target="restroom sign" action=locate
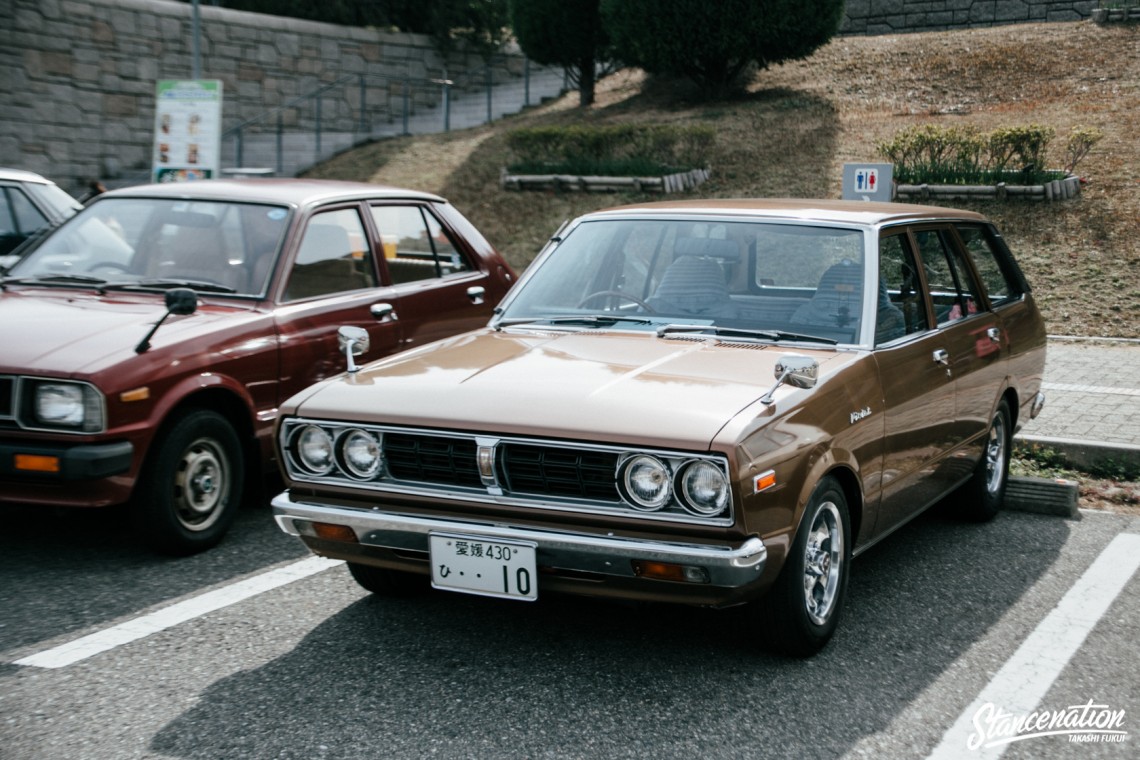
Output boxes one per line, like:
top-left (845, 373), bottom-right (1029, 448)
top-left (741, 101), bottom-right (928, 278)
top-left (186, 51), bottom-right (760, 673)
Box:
top-left (842, 163), bottom-right (893, 202)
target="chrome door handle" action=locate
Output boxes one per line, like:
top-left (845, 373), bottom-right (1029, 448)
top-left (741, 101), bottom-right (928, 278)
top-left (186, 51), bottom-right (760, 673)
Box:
top-left (932, 349), bottom-right (950, 366)
top-left (987, 327), bottom-right (1001, 343)
top-left (466, 285), bottom-right (486, 305)
top-left (370, 302), bottom-right (398, 321)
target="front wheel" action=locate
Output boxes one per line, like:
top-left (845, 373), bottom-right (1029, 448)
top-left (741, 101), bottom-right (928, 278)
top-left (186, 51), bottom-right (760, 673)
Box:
top-left (959, 399), bottom-right (1011, 522)
top-left (132, 409), bottom-right (244, 555)
top-left (752, 476), bottom-right (851, 657)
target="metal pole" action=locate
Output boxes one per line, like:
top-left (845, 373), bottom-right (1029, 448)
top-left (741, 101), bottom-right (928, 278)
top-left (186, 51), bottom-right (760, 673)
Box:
top-left (524, 58), bottom-right (530, 107)
top-left (276, 112), bottom-right (283, 176)
top-left (235, 128), bottom-right (243, 166)
top-left (358, 74), bottom-right (367, 133)
top-left (315, 95), bottom-right (322, 157)
top-left (402, 77), bottom-right (410, 136)
top-left (486, 65), bottom-right (492, 124)
top-left (444, 80), bottom-right (451, 132)
top-left (191, 0), bottom-right (202, 79)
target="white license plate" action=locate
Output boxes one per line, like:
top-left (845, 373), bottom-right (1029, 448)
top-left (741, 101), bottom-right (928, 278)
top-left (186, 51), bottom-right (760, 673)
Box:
top-left (429, 533), bottom-right (538, 601)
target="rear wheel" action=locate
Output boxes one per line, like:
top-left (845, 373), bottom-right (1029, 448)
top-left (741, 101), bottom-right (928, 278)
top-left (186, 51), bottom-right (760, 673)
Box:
top-left (347, 562), bottom-right (426, 596)
top-left (960, 400), bottom-right (1011, 522)
top-left (132, 409), bottom-right (243, 555)
top-left (752, 476), bottom-right (850, 657)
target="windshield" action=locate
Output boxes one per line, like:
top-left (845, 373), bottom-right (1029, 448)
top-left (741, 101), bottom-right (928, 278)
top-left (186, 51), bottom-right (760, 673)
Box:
top-left (500, 218), bottom-right (869, 344)
top-left (6, 197), bottom-right (291, 297)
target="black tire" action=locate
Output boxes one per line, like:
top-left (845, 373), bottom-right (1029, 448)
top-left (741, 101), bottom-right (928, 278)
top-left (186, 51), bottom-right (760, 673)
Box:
top-left (132, 409), bottom-right (244, 555)
top-left (753, 476), bottom-right (851, 657)
top-left (347, 562), bottom-right (426, 596)
top-left (959, 400), bottom-right (1011, 522)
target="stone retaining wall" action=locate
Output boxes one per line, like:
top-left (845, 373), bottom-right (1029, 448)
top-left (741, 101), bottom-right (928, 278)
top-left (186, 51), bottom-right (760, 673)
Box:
top-left (0, 0), bottom-right (533, 194)
top-left (841, 0), bottom-right (1096, 34)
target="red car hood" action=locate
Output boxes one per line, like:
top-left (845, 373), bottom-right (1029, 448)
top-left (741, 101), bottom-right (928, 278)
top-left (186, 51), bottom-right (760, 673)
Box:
top-left (0, 289), bottom-right (260, 376)
top-left (286, 328), bottom-right (845, 450)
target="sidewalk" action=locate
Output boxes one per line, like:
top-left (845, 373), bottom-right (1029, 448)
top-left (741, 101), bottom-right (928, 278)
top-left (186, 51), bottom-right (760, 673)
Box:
top-left (1016, 337), bottom-right (1140, 470)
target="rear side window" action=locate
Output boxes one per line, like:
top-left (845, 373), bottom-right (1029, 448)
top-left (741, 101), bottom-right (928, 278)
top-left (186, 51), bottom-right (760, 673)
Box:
top-left (955, 224), bottom-right (1022, 306)
top-left (914, 228), bottom-right (983, 326)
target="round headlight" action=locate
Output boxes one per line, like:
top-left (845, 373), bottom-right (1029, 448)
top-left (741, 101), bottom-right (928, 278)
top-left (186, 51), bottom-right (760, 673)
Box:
top-left (678, 461), bottom-right (729, 516)
top-left (35, 384), bottom-right (86, 426)
top-left (340, 429), bottom-right (382, 479)
top-left (295, 425), bottom-right (334, 475)
top-left (621, 455), bottom-right (671, 511)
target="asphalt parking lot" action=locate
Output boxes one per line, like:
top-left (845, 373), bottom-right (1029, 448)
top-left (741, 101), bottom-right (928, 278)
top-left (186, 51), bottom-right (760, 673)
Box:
top-left (1, 494), bottom-right (1136, 759)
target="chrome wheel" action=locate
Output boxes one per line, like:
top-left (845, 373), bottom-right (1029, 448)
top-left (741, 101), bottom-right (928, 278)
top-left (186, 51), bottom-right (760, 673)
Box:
top-left (984, 412), bottom-right (1008, 496)
top-left (173, 435), bottom-right (231, 532)
top-left (803, 501), bottom-right (843, 626)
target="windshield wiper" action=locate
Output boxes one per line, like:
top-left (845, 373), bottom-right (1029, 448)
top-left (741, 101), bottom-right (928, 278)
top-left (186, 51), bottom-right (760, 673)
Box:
top-left (494, 314), bottom-right (655, 330)
top-left (121, 278), bottom-right (237, 294)
top-left (1, 273), bottom-right (111, 292)
top-left (656, 324), bottom-right (838, 345)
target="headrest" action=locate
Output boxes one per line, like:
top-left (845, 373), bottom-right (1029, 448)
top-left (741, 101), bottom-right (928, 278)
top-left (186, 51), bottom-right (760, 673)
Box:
top-left (673, 237), bottom-right (740, 262)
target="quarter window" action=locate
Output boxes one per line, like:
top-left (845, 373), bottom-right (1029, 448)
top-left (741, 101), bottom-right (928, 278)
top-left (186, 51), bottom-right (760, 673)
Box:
top-left (956, 225), bottom-right (1020, 305)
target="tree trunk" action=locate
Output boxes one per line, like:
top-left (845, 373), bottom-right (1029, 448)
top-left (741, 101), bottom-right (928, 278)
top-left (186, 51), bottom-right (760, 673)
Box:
top-left (578, 55), bottom-right (596, 107)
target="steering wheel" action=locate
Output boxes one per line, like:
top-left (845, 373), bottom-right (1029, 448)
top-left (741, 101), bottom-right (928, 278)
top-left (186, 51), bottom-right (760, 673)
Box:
top-left (576, 290), bottom-right (656, 313)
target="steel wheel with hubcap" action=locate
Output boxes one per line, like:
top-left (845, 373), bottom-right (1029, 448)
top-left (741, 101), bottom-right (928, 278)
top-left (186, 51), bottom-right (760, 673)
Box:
top-left (753, 475), bottom-right (850, 657)
top-left (133, 409), bottom-right (244, 555)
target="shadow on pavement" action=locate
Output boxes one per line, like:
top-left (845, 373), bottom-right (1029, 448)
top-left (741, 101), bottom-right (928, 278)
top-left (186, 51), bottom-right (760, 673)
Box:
top-left (150, 509), bottom-right (1070, 759)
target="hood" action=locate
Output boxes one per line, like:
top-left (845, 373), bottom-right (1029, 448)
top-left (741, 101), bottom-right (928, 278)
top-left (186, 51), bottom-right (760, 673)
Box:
top-left (287, 328), bottom-right (844, 450)
top-left (0, 289), bottom-right (259, 376)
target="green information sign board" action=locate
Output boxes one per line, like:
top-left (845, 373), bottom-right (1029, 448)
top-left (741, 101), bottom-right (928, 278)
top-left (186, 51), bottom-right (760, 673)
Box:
top-left (152, 80), bottom-right (223, 183)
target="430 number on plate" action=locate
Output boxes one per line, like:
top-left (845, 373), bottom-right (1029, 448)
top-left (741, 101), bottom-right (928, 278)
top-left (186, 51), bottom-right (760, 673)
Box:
top-left (429, 533), bottom-right (538, 601)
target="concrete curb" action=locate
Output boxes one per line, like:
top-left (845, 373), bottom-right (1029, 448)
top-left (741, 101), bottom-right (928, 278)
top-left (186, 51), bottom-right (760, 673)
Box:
top-left (1014, 434), bottom-right (1140, 472)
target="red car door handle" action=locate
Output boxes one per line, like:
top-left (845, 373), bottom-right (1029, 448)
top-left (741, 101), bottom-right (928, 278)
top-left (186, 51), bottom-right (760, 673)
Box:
top-left (370, 302), bottom-right (398, 321)
top-left (467, 286), bottom-right (486, 305)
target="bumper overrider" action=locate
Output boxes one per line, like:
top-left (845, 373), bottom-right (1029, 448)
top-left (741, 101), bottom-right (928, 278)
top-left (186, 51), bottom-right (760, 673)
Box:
top-left (272, 491), bottom-right (768, 601)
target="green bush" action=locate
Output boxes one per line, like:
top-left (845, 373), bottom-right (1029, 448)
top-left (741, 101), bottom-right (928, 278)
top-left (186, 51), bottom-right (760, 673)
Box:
top-left (506, 124), bottom-right (715, 175)
top-left (877, 124), bottom-right (1081, 185)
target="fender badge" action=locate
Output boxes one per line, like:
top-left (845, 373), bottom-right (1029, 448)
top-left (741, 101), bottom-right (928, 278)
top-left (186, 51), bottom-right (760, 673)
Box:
top-left (849, 406), bottom-right (872, 425)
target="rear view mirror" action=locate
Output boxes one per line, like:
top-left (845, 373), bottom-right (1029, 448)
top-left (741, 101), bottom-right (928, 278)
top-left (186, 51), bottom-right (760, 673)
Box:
top-left (338, 325), bottom-right (370, 373)
top-left (760, 355), bottom-right (819, 405)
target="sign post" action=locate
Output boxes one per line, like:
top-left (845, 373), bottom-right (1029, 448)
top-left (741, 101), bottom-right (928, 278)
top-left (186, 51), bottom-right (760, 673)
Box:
top-left (152, 80), bottom-right (223, 183)
top-left (842, 163), bottom-right (893, 202)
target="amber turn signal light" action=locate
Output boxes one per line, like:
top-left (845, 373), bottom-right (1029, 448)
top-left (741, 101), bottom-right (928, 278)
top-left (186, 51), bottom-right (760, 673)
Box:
top-left (631, 560), bottom-right (709, 584)
top-left (14, 454), bottom-right (61, 473)
top-left (311, 522), bottom-right (358, 543)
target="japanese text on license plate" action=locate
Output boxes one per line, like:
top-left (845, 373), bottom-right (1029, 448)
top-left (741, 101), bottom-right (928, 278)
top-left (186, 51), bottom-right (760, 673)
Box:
top-left (429, 533), bottom-right (537, 601)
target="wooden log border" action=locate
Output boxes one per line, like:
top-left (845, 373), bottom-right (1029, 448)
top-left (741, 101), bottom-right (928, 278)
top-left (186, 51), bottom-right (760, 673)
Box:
top-left (501, 167), bottom-right (711, 194)
top-left (894, 173), bottom-right (1082, 202)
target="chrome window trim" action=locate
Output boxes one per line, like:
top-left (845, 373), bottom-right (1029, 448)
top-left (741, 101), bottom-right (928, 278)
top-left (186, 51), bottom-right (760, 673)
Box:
top-left (279, 417), bottom-right (735, 527)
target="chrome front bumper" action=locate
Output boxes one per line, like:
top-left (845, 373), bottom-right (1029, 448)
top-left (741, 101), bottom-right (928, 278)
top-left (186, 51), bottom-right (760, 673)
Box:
top-left (272, 492), bottom-right (767, 588)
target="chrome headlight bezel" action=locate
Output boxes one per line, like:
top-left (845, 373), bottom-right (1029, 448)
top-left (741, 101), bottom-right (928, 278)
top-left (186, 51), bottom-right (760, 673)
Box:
top-left (676, 460), bottom-right (730, 517)
top-left (292, 424), bottom-right (335, 476)
top-left (338, 428), bottom-right (383, 480)
top-left (619, 454), bottom-right (672, 511)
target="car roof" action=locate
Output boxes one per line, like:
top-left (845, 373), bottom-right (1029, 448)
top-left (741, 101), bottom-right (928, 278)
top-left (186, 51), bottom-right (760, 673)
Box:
top-left (585, 198), bottom-right (988, 226)
top-left (97, 178), bottom-right (446, 207)
top-left (0, 168), bottom-right (54, 185)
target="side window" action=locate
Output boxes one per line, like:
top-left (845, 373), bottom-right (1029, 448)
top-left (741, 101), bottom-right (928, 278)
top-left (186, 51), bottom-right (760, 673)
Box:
top-left (0, 189), bottom-right (15, 236)
top-left (284, 208), bottom-right (375, 302)
top-left (955, 225), bottom-right (1020, 306)
top-left (877, 233), bottom-right (927, 344)
top-left (914, 228), bottom-right (982, 327)
top-left (371, 205), bottom-right (470, 285)
top-left (11, 189), bottom-right (47, 233)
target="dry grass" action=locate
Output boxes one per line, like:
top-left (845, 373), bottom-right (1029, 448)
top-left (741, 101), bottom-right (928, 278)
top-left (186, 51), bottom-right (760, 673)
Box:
top-left (307, 21), bottom-right (1140, 338)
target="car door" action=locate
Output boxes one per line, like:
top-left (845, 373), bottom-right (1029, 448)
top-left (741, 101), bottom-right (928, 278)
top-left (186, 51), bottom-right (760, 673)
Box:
top-left (273, 204), bottom-right (402, 403)
top-left (871, 229), bottom-right (961, 536)
top-left (911, 225), bottom-right (1006, 458)
top-left (369, 202), bottom-right (498, 350)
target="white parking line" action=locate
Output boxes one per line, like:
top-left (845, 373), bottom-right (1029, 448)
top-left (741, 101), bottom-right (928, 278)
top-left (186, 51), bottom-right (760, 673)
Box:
top-left (926, 532), bottom-right (1140, 759)
top-left (13, 556), bottom-right (343, 669)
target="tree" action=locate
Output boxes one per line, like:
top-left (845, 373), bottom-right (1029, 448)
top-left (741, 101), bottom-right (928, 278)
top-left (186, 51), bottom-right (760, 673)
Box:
top-left (600, 0), bottom-right (844, 96)
top-left (509, 0), bottom-right (611, 107)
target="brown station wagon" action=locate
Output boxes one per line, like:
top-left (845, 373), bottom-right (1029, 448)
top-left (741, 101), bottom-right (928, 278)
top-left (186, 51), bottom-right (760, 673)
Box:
top-left (0, 179), bottom-right (515, 554)
top-left (271, 199), bottom-right (1046, 655)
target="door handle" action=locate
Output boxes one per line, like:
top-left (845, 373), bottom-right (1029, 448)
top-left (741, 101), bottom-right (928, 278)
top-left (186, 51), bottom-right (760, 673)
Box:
top-left (370, 302), bottom-right (398, 322)
top-left (932, 349), bottom-right (950, 366)
top-left (986, 327), bottom-right (1001, 343)
top-left (466, 285), bottom-right (486, 305)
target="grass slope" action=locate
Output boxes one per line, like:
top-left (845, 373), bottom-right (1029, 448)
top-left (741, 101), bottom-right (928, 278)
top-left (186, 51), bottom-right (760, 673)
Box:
top-left (305, 21), bottom-right (1140, 339)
